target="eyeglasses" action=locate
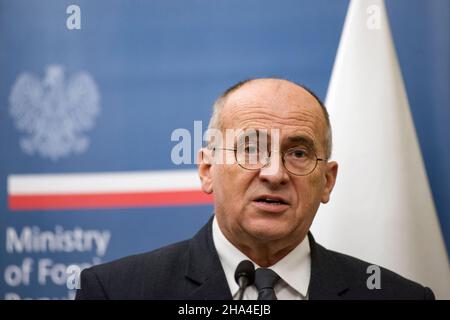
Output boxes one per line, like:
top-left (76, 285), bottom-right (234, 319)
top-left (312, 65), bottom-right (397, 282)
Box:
top-left (214, 144), bottom-right (326, 176)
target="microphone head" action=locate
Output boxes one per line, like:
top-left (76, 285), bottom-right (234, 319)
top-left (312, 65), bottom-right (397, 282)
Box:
top-left (234, 260), bottom-right (255, 286)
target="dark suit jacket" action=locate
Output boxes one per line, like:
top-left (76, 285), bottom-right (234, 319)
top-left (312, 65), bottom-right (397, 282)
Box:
top-left (75, 216), bottom-right (435, 300)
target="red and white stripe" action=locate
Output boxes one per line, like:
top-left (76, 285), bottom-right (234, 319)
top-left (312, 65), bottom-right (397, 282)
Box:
top-left (7, 170), bottom-right (213, 211)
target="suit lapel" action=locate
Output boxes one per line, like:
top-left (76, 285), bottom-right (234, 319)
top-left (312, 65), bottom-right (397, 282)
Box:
top-left (185, 216), bottom-right (233, 300)
top-left (307, 233), bottom-right (349, 299)
top-left (184, 218), bottom-right (350, 300)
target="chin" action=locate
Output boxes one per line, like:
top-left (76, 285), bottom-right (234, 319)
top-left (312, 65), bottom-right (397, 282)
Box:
top-left (248, 230), bottom-right (289, 242)
top-left (244, 222), bottom-right (291, 242)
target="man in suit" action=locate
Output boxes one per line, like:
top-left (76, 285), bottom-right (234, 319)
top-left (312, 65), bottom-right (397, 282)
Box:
top-left (76, 78), bottom-right (434, 300)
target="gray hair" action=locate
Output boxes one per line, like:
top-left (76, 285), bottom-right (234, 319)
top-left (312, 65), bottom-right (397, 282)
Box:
top-left (207, 78), bottom-right (333, 160)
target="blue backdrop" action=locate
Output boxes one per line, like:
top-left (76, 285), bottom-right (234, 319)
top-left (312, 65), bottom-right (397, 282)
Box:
top-left (0, 0), bottom-right (448, 299)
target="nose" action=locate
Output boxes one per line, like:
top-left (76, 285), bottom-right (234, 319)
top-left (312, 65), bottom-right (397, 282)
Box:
top-left (258, 151), bottom-right (289, 186)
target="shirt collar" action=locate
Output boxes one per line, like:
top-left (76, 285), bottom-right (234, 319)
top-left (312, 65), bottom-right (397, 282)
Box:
top-left (212, 215), bottom-right (311, 298)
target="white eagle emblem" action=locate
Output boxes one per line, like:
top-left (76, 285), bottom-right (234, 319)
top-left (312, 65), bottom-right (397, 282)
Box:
top-left (9, 65), bottom-right (100, 161)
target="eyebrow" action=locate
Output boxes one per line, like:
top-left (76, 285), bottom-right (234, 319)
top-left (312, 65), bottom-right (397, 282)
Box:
top-left (235, 129), bottom-right (263, 144)
top-left (286, 135), bottom-right (316, 150)
top-left (234, 131), bottom-right (316, 150)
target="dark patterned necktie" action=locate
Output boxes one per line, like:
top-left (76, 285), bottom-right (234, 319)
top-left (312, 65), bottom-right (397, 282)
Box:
top-left (254, 268), bottom-right (280, 300)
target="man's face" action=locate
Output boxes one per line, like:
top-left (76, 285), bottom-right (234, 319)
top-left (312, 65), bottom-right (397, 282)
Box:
top-left (199, 79), bottom-right (338, 246)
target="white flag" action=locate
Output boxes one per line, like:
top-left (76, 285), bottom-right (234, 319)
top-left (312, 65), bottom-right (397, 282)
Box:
top-left (311, 0), bottom-right (450, 299)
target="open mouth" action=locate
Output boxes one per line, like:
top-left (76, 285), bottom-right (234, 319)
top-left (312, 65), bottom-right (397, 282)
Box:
top-left (253, 196), bottom-right (288, 205)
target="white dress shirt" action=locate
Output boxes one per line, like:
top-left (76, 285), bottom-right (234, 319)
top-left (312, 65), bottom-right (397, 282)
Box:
top-left (212, 216), bottom-right (311, 300)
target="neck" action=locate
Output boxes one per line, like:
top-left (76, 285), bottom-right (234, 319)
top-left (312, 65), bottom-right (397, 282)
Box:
top-left (240, 241), bottom-right (302, 267)
top-left (222, 227), bottom-right (307, 267)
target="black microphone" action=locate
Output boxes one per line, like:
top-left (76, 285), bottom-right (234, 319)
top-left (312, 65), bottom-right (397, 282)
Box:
top-left (234, 260), bottom-right (255, 300)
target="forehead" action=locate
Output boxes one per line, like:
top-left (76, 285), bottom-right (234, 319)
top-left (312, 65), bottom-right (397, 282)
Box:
top-left (221, 80), bottom-right (326, 143)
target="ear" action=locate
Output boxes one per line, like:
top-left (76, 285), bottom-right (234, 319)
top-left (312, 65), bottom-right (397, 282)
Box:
top-left (197, 148), bottom-right (214, 194)
top-left (321, 161), bottom-right (338, 204)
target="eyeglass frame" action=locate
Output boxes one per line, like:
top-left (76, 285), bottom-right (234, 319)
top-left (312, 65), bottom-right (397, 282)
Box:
top-left (212, 145), bottom-right (327, 176)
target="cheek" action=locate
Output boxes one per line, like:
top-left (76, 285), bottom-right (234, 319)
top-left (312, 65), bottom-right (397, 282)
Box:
top-left (212, 166), bottom-right (251, 203)
top-left (212, 166), bottom-right (256, 231)
top-left (294, 173), bottom-right (324, 209)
